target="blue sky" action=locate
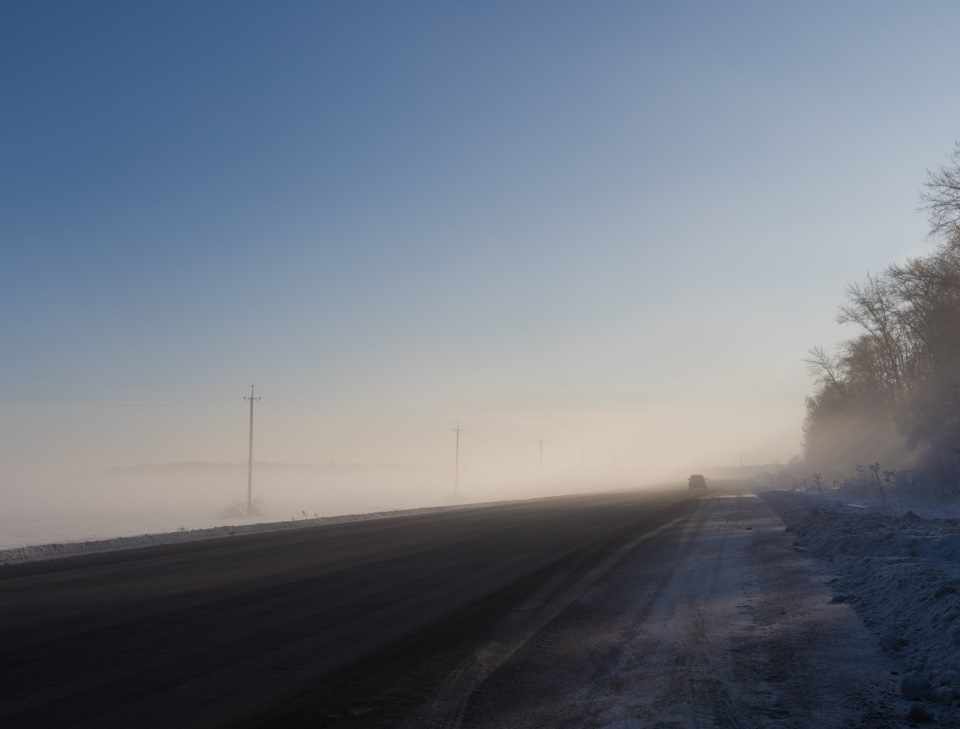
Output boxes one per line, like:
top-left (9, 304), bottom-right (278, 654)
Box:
top-left (3, 2), bottom-right (960, 507)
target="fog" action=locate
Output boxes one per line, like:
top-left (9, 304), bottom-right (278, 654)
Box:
top-left (0, 455), bottom-right (668, 550)
top-left (1, 426), bottom-right (719, 521)
top-left (0, 383), bottom-right (796, 547)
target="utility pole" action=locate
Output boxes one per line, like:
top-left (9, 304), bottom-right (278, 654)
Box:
top-left (538, 438), bottom-right (544, 484)
top-left (244, 385), bottom-right (261, 516)
top-left (453, 422), bottom-right (462, 500)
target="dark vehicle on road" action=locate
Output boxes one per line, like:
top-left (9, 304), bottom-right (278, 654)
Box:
top-left (688, 474), bottom-right (707, 490)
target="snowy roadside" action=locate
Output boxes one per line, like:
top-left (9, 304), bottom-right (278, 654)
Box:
top-left (0, 501), bottom-right (505, 567)
top-left (760, 488), bottom-right (960, 724)
top-left (412, 492), bottom-right (901, 728)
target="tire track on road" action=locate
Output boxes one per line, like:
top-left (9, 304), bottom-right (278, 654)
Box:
top-left (405, 515), bottom-right (693, 729)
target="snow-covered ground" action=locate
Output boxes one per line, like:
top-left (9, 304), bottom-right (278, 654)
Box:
top-left (759, 487), bottom-right (960, 724)
top-left (409, 491), bottom-right (901, 727)
top-left (0, 502), bottom-right (495, 565)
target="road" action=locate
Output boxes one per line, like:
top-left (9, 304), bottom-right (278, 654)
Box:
top-left (0, 488), bottom-right (695, 728)
top-left (0, 487), bottom-right (900, 728)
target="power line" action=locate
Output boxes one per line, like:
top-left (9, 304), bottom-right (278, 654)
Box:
top-left (261, 395), bottom-right (459, 436)
top-left (0, 388), bottom-right (234, 406)
top-left (0, 370), bottom-right (243, 389)
top-left (259, 399), bottom-right (390, 434)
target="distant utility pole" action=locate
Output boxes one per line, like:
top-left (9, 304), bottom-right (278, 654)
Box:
top-left (740, 454), bottom-right (744, 484)
top-left (538, 438), bottom-right (544, 483)
top-left (244, 385), bottom-right (261, 516)
top-left (453, 422), bottom-right (462, 500)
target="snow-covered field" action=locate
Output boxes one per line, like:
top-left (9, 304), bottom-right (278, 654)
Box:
top-left (760, 487), bottom-right (960, 724)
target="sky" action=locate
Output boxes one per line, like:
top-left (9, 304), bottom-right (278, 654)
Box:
top-left (3, 1), bottom-right (960, 515)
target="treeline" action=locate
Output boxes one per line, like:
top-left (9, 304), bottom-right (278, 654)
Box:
top-left (803, 143), bottom-right (960, 489)
top-left (111, 460), bottom-right (433, 473)
top-left (112, 461), bottom-right (322, 473)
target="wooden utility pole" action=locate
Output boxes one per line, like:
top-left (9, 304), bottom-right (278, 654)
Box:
top-left (244, 386), bottom-right (261, 515)
top-left (538, 438), bottom-right (544, 484)
top-left (454, 422), bottom-right (462, 500)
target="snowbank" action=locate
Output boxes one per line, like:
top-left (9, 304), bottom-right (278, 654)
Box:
top-left (0, 501), bottom-right (501, 566)
top-left (760, 488), bottom-right (960, 723)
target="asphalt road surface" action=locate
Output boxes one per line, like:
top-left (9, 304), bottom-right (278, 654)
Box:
top-left (0, 488), bottom-right (701, 728)
top-left (0, 487), bottom-right (899, 728)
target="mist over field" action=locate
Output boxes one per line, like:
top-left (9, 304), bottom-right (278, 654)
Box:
top-left (1, 425), bottom-right (715, 523)
top-left (0, 372), bottom-right (788, 540)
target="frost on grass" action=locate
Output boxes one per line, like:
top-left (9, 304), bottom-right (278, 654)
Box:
top-left (761, 488), bottom-right (960, 723)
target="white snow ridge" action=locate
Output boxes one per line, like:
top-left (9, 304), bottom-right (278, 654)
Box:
top-left (0, 503), bottom-right (485, 566)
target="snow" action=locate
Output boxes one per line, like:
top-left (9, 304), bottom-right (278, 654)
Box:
top-left (0, 501), bottom-right (497, 566)
top-left (415, 491), bottom-right (901, 727)
top-left (759, 487), bottom-right (960, 724)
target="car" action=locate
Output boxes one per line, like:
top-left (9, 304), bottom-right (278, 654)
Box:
top-left (688, 474), bottom-right (707, 490)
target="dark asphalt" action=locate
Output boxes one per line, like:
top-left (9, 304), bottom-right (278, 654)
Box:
top-left (0, 487), bottom-right (700, 728)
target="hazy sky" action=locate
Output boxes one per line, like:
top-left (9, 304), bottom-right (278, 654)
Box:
top-left (3, 1), bottom-right (960, 502)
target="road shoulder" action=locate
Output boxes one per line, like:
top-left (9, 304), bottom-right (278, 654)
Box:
top-left (455, 493), bottom-right (902, 728)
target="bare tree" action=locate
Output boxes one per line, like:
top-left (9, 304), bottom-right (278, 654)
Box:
top-left (836, 274), bottom-right (909, 405)
top-left (919, 141), bottom-right (960, 245)
top-left (804, 345), bottom-right (843, 389)
top-left (803, 142), bottom-right (960, 486)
